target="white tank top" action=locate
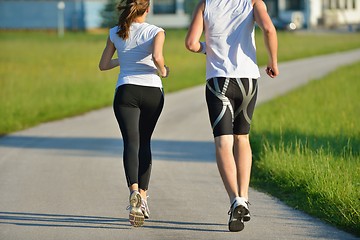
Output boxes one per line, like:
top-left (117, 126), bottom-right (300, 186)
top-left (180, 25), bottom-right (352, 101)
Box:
top-left (204, 0), bottom-right (260, 80)
top-left (109, 23), bottom-right (164, 89)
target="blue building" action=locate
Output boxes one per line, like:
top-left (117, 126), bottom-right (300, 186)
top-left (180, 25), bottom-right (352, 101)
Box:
top-left (0, 0), bottom-right (191, 30)
top-left (1, 0), bottom-right (359, 30)
top-left (0, 0), bottom-right (105, 30)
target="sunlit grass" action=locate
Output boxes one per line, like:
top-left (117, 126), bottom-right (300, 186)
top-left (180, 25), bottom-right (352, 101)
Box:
top-left (251, 61), bottom-right (360, 236)
top-left (1, 30), bottom-right (360, 134)
top-left (0, 32), bottom-right (116, 133)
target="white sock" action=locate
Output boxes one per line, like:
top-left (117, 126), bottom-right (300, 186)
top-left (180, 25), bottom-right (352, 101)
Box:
top-left (231, 196), bottom-right (242, 205)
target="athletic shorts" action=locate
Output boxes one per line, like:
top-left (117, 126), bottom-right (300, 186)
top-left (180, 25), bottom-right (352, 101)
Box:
top-left (205, 77), bottom-right (258, 137)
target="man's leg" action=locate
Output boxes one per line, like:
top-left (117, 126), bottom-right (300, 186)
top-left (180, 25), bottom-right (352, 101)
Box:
top-left (233, 134), bottom-right (252, 200)
top-left (214, 135), bottom-right (239, 203)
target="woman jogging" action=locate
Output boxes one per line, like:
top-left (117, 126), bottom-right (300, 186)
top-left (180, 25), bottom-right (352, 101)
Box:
top-left (99, 0), bottom-right (169, 227)
top-left (185, 0), bottom-right (278, 232)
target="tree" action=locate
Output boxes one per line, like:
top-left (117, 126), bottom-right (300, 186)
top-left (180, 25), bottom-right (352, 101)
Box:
top-left (184, 0), bottom-right (198, 15)
top-left (100, 0), bottom-right (119, 28)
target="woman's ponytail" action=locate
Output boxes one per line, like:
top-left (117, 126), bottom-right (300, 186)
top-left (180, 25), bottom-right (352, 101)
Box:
top-left (117, 0), bottom-right (150, 40)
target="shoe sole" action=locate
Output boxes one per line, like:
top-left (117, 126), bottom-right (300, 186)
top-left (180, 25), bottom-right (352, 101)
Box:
top-left (243, 213), bottom-right (251, 222)
top-left (228, 205), bottom-right (249, 232)
top-left (129, 192), bottom-right (144, 227)
top-left (129, 208), bottom-right (144, 227)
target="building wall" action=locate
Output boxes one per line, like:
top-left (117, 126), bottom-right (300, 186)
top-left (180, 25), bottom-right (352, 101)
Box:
top-left (272, 0), bottom-right (360, 28)
top-left (0, 0), bottom-right (105, 30)
top-left (0, 0), bottom-right (359, 30)
top-left (83, 0), bottom-right (106, 29)
top-left (0, 0), bottom-right (66, 29)
top-left (147, 0), bottom-right (189, 28)
top-left (293, 0), bottom-right (360, 27)
top-left (0, 0), bottom-right (189, 30)
top-left (310, 0), bottom-right (360, 27)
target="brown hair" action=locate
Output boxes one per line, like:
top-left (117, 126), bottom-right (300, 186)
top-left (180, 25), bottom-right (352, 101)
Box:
top-left (117, 0), bottom-right (150, 39)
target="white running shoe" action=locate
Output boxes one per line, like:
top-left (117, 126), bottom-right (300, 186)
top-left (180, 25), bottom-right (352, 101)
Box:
top-left (141, 199), bottom-right (150, 219)
top-left (128, 190), bottom-right (144, 227)
top-left (228, 197), bottom-right (250, 232)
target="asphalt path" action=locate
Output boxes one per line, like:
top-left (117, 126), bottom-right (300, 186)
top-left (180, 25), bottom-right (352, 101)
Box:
top-left (1, 49), bottom-right (360, 240)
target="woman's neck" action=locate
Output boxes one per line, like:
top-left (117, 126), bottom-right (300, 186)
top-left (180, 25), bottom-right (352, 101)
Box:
top-left (133, 15), bottom-right (146, 23)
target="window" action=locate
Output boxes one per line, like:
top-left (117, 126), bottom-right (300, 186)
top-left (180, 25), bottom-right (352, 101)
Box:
top-left (285, 0), bottom-right (304, 10)
top-left (336, 0), bottom-right (341, 9)
top-left (322, 0), bottom-right (330, 9)
top-left (264, 0), bottom-right (278, 17)
top-left (153, 0), bottom-right (176, 14)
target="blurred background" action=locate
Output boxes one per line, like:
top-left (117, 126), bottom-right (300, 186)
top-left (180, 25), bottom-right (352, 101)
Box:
top-left (1, 0), bottom-right (360, 32)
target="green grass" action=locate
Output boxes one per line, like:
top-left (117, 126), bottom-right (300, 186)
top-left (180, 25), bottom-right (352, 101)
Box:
top-left (271, 31), bottom-right (360, 62)
top-left (251, 61), bottom-right (360, 236)
top-left (1, 30), bottom-right (360, 135)
top-left (0, 32), bottom-right (116, 134)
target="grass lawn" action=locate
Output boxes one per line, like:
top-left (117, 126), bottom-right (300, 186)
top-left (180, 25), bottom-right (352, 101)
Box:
top-left (1, 30), bottom-right (360, 135)
top-left (251, 61), bottom-right (360, 236)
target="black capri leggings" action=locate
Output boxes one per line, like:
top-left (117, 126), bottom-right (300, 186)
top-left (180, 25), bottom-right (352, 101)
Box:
top-left (113, 84), bottom-right (164, 190)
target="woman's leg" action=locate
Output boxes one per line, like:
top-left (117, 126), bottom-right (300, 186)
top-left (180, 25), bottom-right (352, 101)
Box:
top-left (113, 85), bottom-right (163, 198)
top-left (114, 106), bottom-right (141, 190)
top-left (138, 87), bottom-right (164, 197)
top-left (113, 85), bottom-right (145, 227)
top-left (113, 85), bottom-right (141, 190)
top-left (135, 87), bottom-right (163, 219)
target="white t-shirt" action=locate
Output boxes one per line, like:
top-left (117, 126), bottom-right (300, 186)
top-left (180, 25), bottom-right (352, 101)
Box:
top-left (204, 0), bottom-right (260, 80)
top-left (109, 23), bottom-right (164, 88)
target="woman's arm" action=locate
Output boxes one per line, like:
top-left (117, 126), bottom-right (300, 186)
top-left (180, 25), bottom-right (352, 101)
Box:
top-left (152, 31), bottom-right (169, 78)
top-left (253, 0), bottom-right (279, 78)
top-left (99, 37), bottom-right (119, 71)
top-left (185, 0), bottom-right (206, 53)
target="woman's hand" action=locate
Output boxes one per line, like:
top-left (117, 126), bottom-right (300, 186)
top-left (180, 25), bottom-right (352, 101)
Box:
top-left (161, 65), bottom-right (170, 78)
top-left (153, 31), bottom-right (169, 78)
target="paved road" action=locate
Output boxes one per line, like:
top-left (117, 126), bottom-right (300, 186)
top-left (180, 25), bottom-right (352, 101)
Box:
top-left (1, 49), bottom-right (360, 240)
